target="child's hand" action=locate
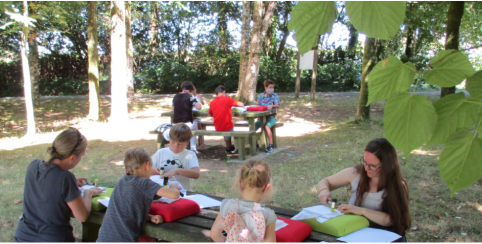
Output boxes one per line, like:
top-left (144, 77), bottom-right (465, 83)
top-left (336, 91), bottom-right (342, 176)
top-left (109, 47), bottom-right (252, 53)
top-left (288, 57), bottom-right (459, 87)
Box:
top-left (164, 168), bottom-right (178, 178)
top-left (149, 214), bottom-right (163, 224)
top-left (85, 187), bottom-right (104, 197)
top-left (76, 177), bottom-right (89, 187)
top-left (169, 183), bottom-right (181, 190)
top-left (151, 167), bottom-right (160, 175)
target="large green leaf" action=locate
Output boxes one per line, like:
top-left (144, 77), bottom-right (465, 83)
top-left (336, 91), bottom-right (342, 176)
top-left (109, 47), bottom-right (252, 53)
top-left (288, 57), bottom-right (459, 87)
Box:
top-left (427, 93), bottom-right (481, 145)
top-left (477, 112), bottom-right (482, 137)
top-left (367, 57), bottom-right (416, 105)
top-left (288, 2), bottom-right (337, 54)
top-left (466, 70), bottom-right (482, 99)
top-left (384, 92), bottom-right (437, 157)
top-left (346, 2), bottom-right (405, 40)
top-left (423, 50), bottom-right (476, 87)
top-left (439, 129), bottom-right (482, 197)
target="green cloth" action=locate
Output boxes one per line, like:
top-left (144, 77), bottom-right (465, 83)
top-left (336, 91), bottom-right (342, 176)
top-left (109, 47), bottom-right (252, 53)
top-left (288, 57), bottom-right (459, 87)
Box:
top-left (90, 188), bottom-right (114, 212)
top-left (300, 214), bottom-right (369, 237)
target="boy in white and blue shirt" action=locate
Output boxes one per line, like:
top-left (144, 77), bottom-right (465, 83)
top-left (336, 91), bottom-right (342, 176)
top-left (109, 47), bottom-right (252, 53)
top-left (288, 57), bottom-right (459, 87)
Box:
top-left (254, 79), bottom-right (280, 153)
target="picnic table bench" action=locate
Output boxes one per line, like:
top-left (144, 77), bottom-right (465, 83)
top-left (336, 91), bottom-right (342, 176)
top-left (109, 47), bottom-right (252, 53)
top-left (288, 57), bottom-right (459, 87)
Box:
top-left (150, 110), bottom-right (284, 160)
top-left (81, 192), bottom-right (338, 242)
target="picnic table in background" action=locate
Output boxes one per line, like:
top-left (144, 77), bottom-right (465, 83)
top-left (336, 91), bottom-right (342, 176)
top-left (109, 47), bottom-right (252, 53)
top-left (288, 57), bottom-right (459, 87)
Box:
top-left (80, 192), bottom-right (337, 242)
top-left (151, 110), bottom-right (283, 159)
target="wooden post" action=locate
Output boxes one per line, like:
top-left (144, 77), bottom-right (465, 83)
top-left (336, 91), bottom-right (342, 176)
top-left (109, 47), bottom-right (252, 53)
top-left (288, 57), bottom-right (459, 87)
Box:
top-left (295, 52), bottom-right (301, 99)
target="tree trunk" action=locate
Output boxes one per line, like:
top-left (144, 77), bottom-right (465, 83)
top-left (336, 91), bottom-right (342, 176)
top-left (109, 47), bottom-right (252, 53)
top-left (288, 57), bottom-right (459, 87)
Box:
top-left (126, 1), bottom-right (134, 100)
top-left (310, 48), bottom-right (317, 101)
top-left (404, 2), bottom-right (414, 62)
top-left (21, 0), bottom-right (35, 138)
top-left (87, 1), bottom-right (101, 121)
top-left (28, 27), bottom-right (40, 106)
top-left (276, 1), bottom-right (291, 61)
top-left (110, 0), bottom-right (128, 122)
top-left (217, 1), bottom-right (229, 52)
top-left (241, 1), bottom-right (277, 102)
top-left (441, 1), bottom-right (464, 98)
top-left (356, 38), bottom-right (378, 121)
top-left (149, 1), bottom-right (159, 55)
top-left (295, 52), bottom-right (301, 99)
top-left (346, 22), bottom-right (358, 59)
top-left (237, 1), bottom-right (251, 98)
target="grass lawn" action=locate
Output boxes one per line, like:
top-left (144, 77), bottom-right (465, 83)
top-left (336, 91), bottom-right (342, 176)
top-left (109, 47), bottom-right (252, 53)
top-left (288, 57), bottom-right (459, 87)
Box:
top-left (0, 92), bottom-right (481, 242)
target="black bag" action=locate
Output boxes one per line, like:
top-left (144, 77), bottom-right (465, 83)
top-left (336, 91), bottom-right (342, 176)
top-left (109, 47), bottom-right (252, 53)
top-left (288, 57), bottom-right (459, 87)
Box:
top-left (156, 123), bottom-right (172, 133)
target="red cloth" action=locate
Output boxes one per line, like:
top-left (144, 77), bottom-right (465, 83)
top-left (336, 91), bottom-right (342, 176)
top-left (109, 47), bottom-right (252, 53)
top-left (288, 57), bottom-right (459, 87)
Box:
top-left (149, 198), bottom-right (201, 222)
top-left (138, 235), bottom-right (156, 242)
top-left (247, 106), bottom-right (268, 111)
top-left (209, 96), bottom-right (239, 131)
top-left (275, 217), bottom-right (312, 242)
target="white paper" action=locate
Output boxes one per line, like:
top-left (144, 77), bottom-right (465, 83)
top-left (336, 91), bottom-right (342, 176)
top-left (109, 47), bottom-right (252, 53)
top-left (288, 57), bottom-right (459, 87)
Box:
top-left (98, 198), bottom-right (110, 207)
top-left (300, 50), bottom-right (315, 70)
top-left (336, 227), bottom-right (401, 242)
top-left (275, 219), bottom-right (288, 231)
top-left (80, 185), bottom-right (107, 196)
top-left (232, 106), bottom-right (247, 113)
top-left (234, 121), bottom-right (249, 125)
top-left (291, 210), bottom-right (328, 224)
top-left (150, 176), bottom-right (187, 204)
top-left (183, 194), bottom-right (221, 209)
top-left (303, 205), bottom-right (343, 219)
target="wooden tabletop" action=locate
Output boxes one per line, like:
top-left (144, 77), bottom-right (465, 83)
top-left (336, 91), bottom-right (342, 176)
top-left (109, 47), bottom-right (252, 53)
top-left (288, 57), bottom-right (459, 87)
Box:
top-left (83, 192), bottom-right (338, 242)
top-left (161, 110), bottom-right (276, 119)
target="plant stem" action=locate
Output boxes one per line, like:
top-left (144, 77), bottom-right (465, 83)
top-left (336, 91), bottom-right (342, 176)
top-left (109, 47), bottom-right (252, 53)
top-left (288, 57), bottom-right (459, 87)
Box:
top-left (465, 100), bottom-right (482, 105)
top-left (412, 76), bottom-right (421, 94)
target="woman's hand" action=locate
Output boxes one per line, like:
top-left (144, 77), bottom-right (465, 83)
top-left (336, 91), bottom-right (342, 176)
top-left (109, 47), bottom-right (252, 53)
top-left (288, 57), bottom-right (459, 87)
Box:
top-left (164, 168), bottom-right (178, 179)
top-left (84, 187), bottom-right (104, 197)
top-left (76, 177), bottom-right (89, 187)
top-left (318, 189), bottom-right (332, 205)
top-left (337, 204), bottom-right (366, 216)
top-left (149, 214), bottom-right (163, 224)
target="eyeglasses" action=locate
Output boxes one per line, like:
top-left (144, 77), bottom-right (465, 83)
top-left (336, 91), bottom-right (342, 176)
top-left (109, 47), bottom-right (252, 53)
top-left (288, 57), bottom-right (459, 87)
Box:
top-left (360, 157), bottom-right (381, 171)
top-left (68, 127), bottom-right (82, 156)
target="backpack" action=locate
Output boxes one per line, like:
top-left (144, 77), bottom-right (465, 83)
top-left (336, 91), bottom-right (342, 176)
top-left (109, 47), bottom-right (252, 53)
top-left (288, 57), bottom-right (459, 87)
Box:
top-left (156, 123), bottom-right (172, 141)
top-left (218, 201), bottom-right (266, 242)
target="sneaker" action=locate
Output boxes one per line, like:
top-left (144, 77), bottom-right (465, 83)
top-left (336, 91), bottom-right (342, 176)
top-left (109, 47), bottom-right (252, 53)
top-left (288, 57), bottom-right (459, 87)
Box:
top-left (266, 144), bottom-right (274, 153)
top-left (226, 146), bottom-right (237, 154)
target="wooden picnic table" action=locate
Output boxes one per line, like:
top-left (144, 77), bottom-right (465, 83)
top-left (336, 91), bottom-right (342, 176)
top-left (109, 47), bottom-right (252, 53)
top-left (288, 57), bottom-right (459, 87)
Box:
top-left (81, 192), bottom-right (338, 242)
top-left (161, 110), bottom-right (277, 151)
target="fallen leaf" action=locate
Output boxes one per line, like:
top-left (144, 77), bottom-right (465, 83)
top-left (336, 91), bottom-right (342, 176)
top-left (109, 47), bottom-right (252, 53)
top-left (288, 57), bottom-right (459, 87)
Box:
top-left (411, 226), bottom-right (418, 231)
top-left (13, 199), bottom-right (19, 204)
top-left (435, 213), bottom-right (441, 218)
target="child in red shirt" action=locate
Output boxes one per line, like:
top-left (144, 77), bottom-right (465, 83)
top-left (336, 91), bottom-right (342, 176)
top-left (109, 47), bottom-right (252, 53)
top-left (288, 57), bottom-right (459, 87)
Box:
top-left (209, 85), bottom-right (244, 154)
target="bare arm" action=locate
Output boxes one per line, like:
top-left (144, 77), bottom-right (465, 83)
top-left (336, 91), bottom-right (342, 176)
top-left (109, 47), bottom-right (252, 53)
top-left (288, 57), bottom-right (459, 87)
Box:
top-left (156, 187), bottom-right (180, 199)
top-left (210, 213), bottom-right (227, 242)
top-left (194, 102), bottom-right (202, 110)
top-left (264, 222), bottom-right (277, 242)
top-left (316, 167), bottom-right (358, 204)
top-left (237, 101), bottom-right (244, 107)
top-left (164, 167), bottom-right (200, 179)
top-left (67, 188), bottom-right (103, 222)
top-left (337, 204), bottom-right (391, 226)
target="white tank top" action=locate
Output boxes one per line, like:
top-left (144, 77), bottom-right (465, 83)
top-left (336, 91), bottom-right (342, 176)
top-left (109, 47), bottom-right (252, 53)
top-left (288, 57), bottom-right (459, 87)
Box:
top-left (348, 174), bottom-right (384, 211)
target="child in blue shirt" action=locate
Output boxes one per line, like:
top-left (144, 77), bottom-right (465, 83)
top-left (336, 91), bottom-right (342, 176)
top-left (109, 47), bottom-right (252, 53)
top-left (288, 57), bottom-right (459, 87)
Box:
top-left (254, 79), bottom-right (280, 152)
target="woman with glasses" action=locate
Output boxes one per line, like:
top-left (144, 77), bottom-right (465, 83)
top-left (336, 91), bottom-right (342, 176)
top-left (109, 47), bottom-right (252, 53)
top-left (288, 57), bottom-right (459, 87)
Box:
top-left (15, 127), bottom-right (103, 242)
top-left (316, 138), bottom-right (411, 240)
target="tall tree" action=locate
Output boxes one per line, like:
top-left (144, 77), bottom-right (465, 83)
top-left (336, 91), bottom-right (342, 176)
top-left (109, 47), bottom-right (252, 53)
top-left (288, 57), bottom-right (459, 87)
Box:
top-left (441, 1), bottom-right (465, 98)
top-left (275, 1), bottom-right (292, 61)
top-left (28, 26), bottom-right (40, 106)
top-left (87, 1), bottom-right (101, 121)
top-left (126, 1), bottom-right (134, 100)
top-left (310, 46), bottom-right (318, 101)
top-left (295, 52), bottom-right (301, 99)
top-left (110, 0), bottom-right (128, 121)
top-left (346, 21), bottom-right (358, 59)
top-left (237, 1), bottom-right (252, 98)
top-left (21, 0), bottom-right (36, 137)
top-left (149, 1), bottom-right (160, 56)
top-left (356, 38), bottom-right (378, 121)
top-left (240, 1), bottom-right (277, 102)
